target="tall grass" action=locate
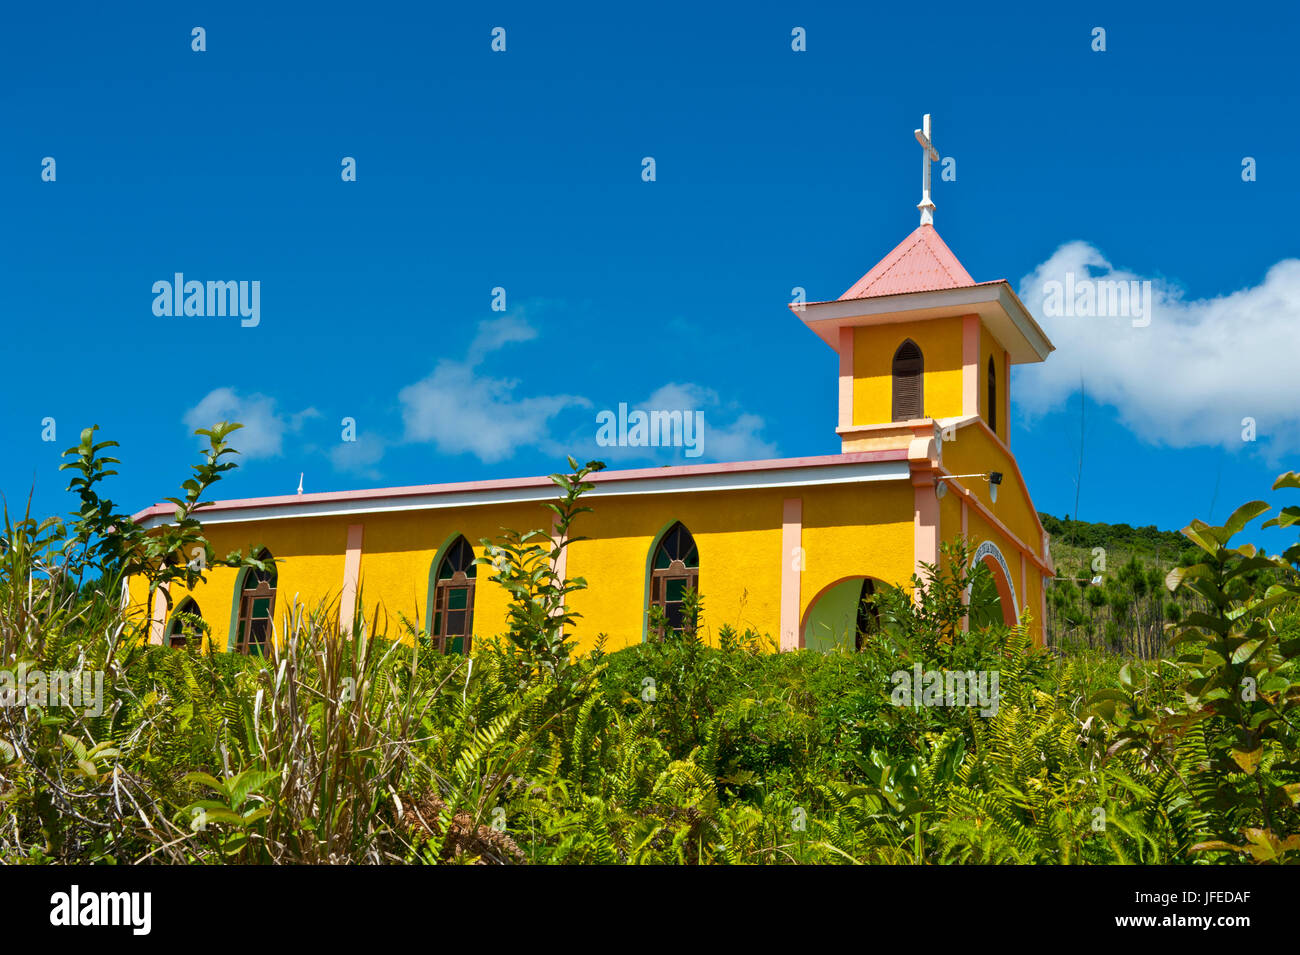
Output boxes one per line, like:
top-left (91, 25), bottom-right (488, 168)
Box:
top-left (1, 430), bottom-right (1298, 864)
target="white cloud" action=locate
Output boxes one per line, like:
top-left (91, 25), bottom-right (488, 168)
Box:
top-left (468, 312), bottom-right (536, 359)
top-left (329, 432), bottom-right (388, 478)
top-left (1016, 243), bottom-right (1300, 456)
top-left (400, 361), bottom-right (589, 463)
top-left (587, 382), bottom-right (778, 463)
top-left (183, 388), bottom-right (318, 459)
top-left (184, 313), bottom-right (777, 475)
top-left (398, 313), bottom-right (590, 463)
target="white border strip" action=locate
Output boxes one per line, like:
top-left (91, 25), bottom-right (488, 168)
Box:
top-left (140, 461), bottom-right (910, 529)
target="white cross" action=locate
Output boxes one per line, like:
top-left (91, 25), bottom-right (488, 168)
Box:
top-left (914, 113), bottom-right (938, 226)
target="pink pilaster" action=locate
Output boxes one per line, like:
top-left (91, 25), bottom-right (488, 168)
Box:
top-left (339, 524), bottom-right (364, 634)
top-left (551, 513), bottom-right (569, 635)
top-left (149, 582), bottom-right (169, 645)
top-left (961, 314), bottom-right (980, 418)
top-left (1020, 553), bottom-right (1027, 627)
top-left (913, 480), bottom-right (940, 581)
top-left (1040, 574), bottom-right (1049, 647)
top-left (780, 497), bottom-right (803, 651)
top-left (838, 327), bottom-right (854, 431)
top-left (550, 513), bottom-right (569, 582)
top-left (908, 433), bottom-right (941, 587)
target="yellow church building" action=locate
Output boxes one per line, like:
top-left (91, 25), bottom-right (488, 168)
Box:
top-left (130, 119), bottom-right (1057, 656)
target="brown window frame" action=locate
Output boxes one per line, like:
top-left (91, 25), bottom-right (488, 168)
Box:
top-left (235, 552), bottom-right (277, 656)
top-left (648, 522), bottom-right (700, 638)
top-left (432, 537), bottom-right (476, 655)
top-left (891, 339), bottom-right (924, 421)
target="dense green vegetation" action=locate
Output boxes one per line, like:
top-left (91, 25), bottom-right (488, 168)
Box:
top-left (1041, 513), bottom-right (1285, 657)
top-left (1, 426), bottom-right (1298, 864)
top-left (1040, 513), bottom-right (1192, 561)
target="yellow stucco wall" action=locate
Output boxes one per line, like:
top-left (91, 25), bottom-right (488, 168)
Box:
top-left (979, 327), bottom-right (1010, 445)
top-left (128, 316), bottom-right (1049, 656)
top-left (940, 423), bottom-right (1043, 557)
top-left (140, 518), bottom-right (352, 649)
top-left (935, 462), bottom-right (1047, 645)
top-left (798, 482), bottom-right (916, 635)
top-left (134, 479), bottom-right (921, 657)
top-left (852, 317), bottom-right (964, 425)
top-left (354, 502), bottom-right (548, 640)
top-left (566, 489), bottom-right (784, 650)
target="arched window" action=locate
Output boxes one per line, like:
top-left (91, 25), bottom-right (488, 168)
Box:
top-left (235, 550), bottom-right (277, 656)
top-left (891, 339), bottom-right (924, 421)
top-left (649, 522), bottom-right (699, 636)
top-left (987, 355), bottom-right (997, 434)
top-left (167, 598), bottom-right (203, 649)
top-left (432, 536), bottom-right (476, 655)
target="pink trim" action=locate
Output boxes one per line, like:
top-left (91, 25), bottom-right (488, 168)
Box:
top-left (150, 582), bottom-right (169, 646)
top-left (550, 513), bottom-right (568, 581)
top-left (912, 472), bottom-right (940, 583)
top-left (801, 278), bottom-right (1009, 310)
top-left (550, 513), bottom-right (568, 635)
top-left (791, 281), bottom-right (1055, 367)
top-left (339, 524), bottom-right (364, 634)
top-left (1020, 553), bottom-right (1027, 626)
top-left (131, 449), bottom-right (910, 523)
top-left (780, 497), bottom-right (802, 652)
top-left (937, 466), bottom-right (1054, 577)
top-left (962, 314), bottom-right (980, 417)
top-left (838, 327), bottom-right (854, 430)
top-left (1039, 573), bottom-right (1048, 647)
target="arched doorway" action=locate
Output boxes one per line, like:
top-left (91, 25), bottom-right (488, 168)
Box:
top-left (800, 576), bottom-right (889, 652)
top-left (967, 540), bottom-right (1018, 628)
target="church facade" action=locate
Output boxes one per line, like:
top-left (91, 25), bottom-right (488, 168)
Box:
top-left (130, 219), bottom-right (1057, 656)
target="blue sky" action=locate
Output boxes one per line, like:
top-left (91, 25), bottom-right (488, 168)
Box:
top-left (3, 1), bottom-right (1299, 552)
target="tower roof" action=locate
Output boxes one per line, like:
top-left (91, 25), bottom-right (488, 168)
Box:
top-left (793, 224), bottom-right (1054, 364)
top-left (839, 224), bottom-right (975, 300)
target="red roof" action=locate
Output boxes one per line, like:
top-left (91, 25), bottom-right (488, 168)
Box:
top-left (840, 224), bottom-right (976, 300)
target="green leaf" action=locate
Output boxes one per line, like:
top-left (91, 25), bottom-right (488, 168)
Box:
top-left (1223, 501), bottom-right (1269, 537)
top-left (1231, 747), bottom-right (1262, 775)
top-left (1231, 639), bottom-right (1263, 664)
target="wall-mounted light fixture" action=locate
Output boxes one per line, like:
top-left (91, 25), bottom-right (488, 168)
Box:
top-left (935, 471), bottom-right (1004, 503)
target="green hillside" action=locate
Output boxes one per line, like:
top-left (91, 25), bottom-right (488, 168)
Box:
top-left (1036, 513), bottom-right (1197, 657)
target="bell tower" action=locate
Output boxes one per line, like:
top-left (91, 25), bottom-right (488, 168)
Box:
top-left (788, 115), bottom-right (1059, 647)
top-left (790, 114), bottom-right (1053, 454)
